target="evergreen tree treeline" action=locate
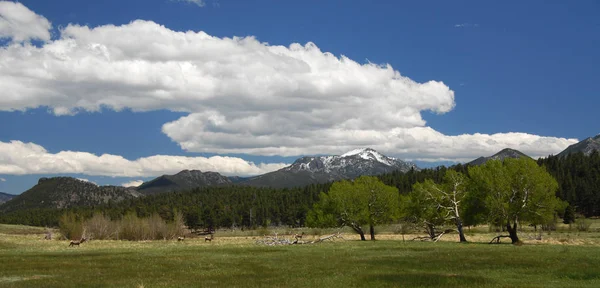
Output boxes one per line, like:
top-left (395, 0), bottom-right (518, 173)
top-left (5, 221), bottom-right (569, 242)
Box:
top-left (537, 151), bottom-right (600, 217)
top-left (0, 152), bottom-right (598, 228)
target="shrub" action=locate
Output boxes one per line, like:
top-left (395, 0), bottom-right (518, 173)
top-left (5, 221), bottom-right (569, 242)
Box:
top-left (59, 212), bottom-right (83, 240)
top-left (393, 222), bottom-right (415, 235)
top-left (170, 211), bottom-right (186, 238)
top-left (309, 228), bottom-right (323, 236)
top-left (576, 218), bottom-right (591, 232)
top-left (119, 213), bottom-right (150, 240)
top-left (147, 213), bottom-right (169, 240)
top-left (84, 213), bottom-right (118, 240)
top-left (61, 211), bottom-right (187, 241)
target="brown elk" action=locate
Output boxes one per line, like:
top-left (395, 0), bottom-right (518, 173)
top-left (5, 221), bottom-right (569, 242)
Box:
top-left (177, 236), bottom-right (185, 242)
top-left (69, 237), bottom-right (86, 247)
top-left (205, 234), bottom-right (214, 242)
top-left (294, 232), bottom-right (305, 241)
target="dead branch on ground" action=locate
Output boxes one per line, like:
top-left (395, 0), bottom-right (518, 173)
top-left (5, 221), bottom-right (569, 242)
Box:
top-left (489, 235), bottom-right (512, 244)
top-left (255, 232), bottom-right (344, 246)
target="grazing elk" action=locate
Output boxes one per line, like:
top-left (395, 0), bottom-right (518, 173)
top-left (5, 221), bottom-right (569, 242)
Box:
top-left (205, 234), bottom-right (214, 242)
top-left (294, 232), bottom-right (305, 241)
top-left (177, 236), bottom-right (185, 242)
top-left (69, 237), bottom-right (86, 247)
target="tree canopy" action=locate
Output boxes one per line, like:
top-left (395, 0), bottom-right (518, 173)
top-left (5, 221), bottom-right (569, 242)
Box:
top-left (469, 158), bottom-right (560, 243)
top-left (306, 176), bottom-right (399, 240)
top-left (405, 170), bottom-right (469, 242)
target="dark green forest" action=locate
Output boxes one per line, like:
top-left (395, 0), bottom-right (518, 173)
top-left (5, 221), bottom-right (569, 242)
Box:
top-left (0, 152), bottom-right (598, 228)
top-left (537, 151), bottom-right (600, 217)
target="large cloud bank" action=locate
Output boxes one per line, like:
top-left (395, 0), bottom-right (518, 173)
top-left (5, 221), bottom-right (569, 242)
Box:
top-left (0, 2), bottom-right (578, 168)
top-left (0, 140), bottom-right (286, 177)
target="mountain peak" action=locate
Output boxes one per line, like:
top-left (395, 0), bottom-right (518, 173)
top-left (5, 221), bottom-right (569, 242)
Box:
top-left (136, 169), bottom-right (231, 195)
top-left (340, 148), bottom-right (395, 166)
top-left (0, 176), bottom-right (140, 212)
top-left (492, 148), bottom-right (529, 158)
top-left (175, 169), bottom-right (203, 176)
top-left (242, 149), bottom-right (417, 188)
top-left (468, 148), bottom-right (531, 166)
top-left (341, 148), bottom-right (377, 157)
top-left (558, 134), bottom-right (600, 157)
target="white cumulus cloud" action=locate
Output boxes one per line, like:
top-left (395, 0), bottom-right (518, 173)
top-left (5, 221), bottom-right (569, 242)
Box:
top-left (0, 1), bottom-right (52, 42)
top-left (0, 4), bottom-right (579, 162)
top-left (0, 177), bottom-right (5, 182)
top-left (0, 140), bottom-right (287, 177)
top-left (121, 180), bottom-right (144, 187)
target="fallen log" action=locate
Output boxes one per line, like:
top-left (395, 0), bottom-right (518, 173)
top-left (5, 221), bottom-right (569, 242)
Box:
top-left (489, 235), bottom-right (512, 244)
top-left (311, 232), bottom-right (344, 243)
top-left (255, 232), bottom-right (344, 246)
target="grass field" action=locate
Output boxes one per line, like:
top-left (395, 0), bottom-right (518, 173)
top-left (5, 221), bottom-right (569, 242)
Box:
top-left (1, 224), bottom-right (600, 287)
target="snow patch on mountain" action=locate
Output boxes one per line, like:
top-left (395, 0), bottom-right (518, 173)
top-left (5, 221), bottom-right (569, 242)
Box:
top-left (283, 148), bottom-right (416, 174)
top-left (340, 148), bottom-right (396, 166)
top-left (241, 148), bottom-right (418, 188)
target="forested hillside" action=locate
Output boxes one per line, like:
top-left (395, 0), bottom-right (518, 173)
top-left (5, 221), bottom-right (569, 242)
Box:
top-left (1, 153), bottom-right (598, 229)
top-left (0, 166), bottom-right (454, 228)
top-left (538, 151), bottom-right (600, 217)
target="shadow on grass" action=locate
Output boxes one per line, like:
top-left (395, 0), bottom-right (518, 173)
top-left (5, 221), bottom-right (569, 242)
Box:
top-left (364, 272), bottom-right (490, 287)
top-left (366, 246), bottom-right (434, 252)
top-left (0, 240), bottom-right (18, 250)
top-left (564, 271), bottom-right (600, 280)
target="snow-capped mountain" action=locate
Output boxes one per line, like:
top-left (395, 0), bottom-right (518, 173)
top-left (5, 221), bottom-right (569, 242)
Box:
top-left (240, 148), bottom-right (418, 188)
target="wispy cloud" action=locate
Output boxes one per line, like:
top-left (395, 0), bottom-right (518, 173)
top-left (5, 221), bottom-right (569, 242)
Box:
top-left (171, 0), bottom-right (206, 7)
top-left (454, 23), bottom-right (479, 28)
top-left (121, 180), bottom-right (144, 187)
top-left (77, 178), bottom-right (98, 185)
top-left (0, 178), bottom-right (6, 182)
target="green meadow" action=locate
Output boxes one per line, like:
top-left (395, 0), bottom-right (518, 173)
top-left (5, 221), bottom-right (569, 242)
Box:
top-left (1, 224), bottom-right (600, 288)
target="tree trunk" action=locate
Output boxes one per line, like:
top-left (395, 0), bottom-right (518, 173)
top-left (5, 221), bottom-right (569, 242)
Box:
top-left (455, 218), bottom-right (467, 243)
top-left (426, 223), bottom-right (436, 240)
top-left (369, 224), bottom-right (375, 241)
top-left (350, 225), bottom-right (366, 241)
top-left (506, 221), bottom-right (520, 244)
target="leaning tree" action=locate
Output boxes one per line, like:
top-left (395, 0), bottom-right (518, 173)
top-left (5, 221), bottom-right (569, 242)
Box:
top-left (406, 170), bottom-right (470, 242)
top-left (469, 158), bottom-right (560, 244)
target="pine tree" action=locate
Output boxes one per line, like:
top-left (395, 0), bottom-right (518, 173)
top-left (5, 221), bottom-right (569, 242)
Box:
top-left (563, 205), bottom-right (576, 224)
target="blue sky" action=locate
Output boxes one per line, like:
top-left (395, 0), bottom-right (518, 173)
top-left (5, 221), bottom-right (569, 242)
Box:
top-left (0, 0), bottom-right (598, 194)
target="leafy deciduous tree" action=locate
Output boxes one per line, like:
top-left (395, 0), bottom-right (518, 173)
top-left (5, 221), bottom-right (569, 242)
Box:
top-left (405, 170), bottom-right (469, 242)
top-left (469, 158), bottom-right (559, 244)
top-left (307, 176), bottom-right (399, 240)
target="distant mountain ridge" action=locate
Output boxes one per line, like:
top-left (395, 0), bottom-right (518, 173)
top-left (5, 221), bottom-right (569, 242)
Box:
top-left (0, 177), bottom-right (141, 213)
top-left (0, 192), bottom-right (15, 204)
top-left (468, 148), bottom-right (531, 166)
top-left (136, 170), bottom-right (232, 195)
top-left (238, 148), bottom-right (418, 188)
top-left (0, 148), bottom-right (417, 211)
top-left (557, 134), bottom-right (600, 157)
